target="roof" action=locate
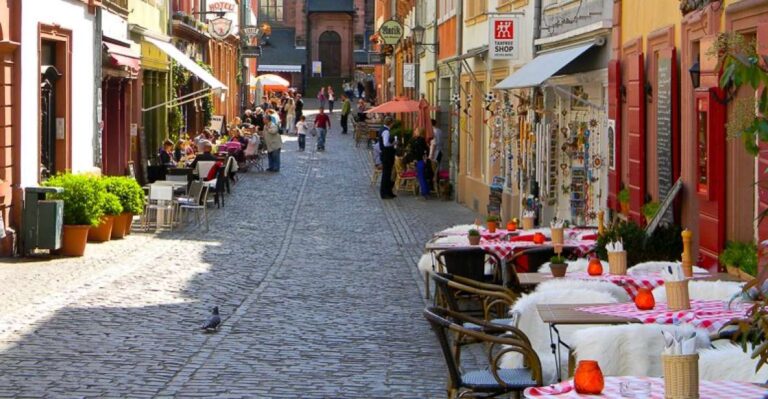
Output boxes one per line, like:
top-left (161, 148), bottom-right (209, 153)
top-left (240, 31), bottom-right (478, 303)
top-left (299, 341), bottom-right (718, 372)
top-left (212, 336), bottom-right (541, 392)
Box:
top-left (260, 29), bottom-right (306, 67)
top-left (307, 0), bottom-right (355, 13)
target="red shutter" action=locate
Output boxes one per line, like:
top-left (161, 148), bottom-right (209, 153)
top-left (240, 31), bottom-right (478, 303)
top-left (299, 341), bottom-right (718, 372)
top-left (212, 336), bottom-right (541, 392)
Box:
top-left (607, 59), bottom-right (622, 211)
top-left (757, 24), bottom-right (768, 249)
top-left (626, 52), bottom-right (646, 224)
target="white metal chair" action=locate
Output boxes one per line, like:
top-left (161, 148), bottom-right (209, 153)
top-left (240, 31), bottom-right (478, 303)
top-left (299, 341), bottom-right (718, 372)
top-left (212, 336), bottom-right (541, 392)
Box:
top-left (195, 160), bottom-right (218, 191)
top-left (142, 184), bottom-right (175, 232)
top-left (176, 181), bottom-right (208, 231)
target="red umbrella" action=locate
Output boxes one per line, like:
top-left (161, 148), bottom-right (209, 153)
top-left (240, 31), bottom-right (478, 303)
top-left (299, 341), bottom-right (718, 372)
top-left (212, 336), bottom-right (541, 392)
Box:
top-left (364, 97), bottom-right (420, 114)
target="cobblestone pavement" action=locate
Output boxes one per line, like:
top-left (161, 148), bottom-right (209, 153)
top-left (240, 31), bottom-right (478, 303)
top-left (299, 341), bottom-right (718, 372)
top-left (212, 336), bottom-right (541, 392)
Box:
top-left (0, 101), bottom-right (478, 398)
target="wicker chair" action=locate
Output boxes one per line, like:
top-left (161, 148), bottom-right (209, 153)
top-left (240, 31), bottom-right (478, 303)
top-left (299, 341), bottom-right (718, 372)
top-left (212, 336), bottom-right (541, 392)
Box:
top-left (436, 247), bottom-right (503, 284)
top-left (424, 306), bottom-right (543, 399)
top-left (393, 156), bottom-right (418, 195)
top-left (431, 272), bottom-right (518, 328)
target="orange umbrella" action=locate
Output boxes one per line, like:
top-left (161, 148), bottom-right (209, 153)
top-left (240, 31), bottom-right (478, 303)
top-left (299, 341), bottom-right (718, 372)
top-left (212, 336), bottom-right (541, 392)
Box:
top-left (364, 97), bottom-right (420, 114)
top-left (417, 96), bottom-right (434, 141)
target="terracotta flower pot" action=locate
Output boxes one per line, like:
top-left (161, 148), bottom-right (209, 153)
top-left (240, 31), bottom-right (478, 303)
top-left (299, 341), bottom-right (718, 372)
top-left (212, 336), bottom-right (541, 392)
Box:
top-left (550, 263), bottom-right (568, 278)
top-left (487, 221), bottom-right (497, 233)
top-left (88, 215), bottom-right (114, 243)
top-left (726, 264), bottom-right (740, 277)
top-left (111, 212), bottom-right (130, 239)
top-left (60, 225), bottom-right (90, 257)
top-left (620, 202), bottom-right (630, 216)
top-left (124, 212), bottom-right (134, 235)
top-left (468, 235), bottom-right (481, 245)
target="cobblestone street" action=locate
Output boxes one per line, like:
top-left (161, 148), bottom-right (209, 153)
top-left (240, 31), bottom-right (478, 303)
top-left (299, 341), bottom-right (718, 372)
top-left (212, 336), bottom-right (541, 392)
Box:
top-left (0, 104), bottom-right (477, 398)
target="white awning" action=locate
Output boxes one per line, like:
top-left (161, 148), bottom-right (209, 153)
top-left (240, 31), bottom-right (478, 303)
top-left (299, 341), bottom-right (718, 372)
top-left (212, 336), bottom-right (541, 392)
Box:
top-left (145, 36), bottom-right (227, 91)
top-left (257, 64), bottom-right (302, 73)
top-left (494, 43), bottom-right (594, 90)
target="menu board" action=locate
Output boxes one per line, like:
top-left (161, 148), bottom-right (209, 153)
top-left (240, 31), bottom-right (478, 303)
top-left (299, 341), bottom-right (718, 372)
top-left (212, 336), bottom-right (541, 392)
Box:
top-left (656, 57), bottom-right (674, 223)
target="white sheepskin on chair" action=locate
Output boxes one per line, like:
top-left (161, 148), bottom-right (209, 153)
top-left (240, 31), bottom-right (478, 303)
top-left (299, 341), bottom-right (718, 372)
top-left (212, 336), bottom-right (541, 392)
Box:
top-left (437, 224), bottom-right (477, 235)
top-left (571, 324), bottom-right (711, 378)
top-left (417, 253), bottom-right (434, 274)
top-left (433, 235), bottom-right (469, 245)
top-left (538, 258), bottom-right (605, 275)
top-left (535, 279), bottom-right (631, 303)
top-left (628, 261), bottom-right (708, 275)
top-left (652, 280), bottom-right (744, 302)
top-left (699, 343), bottom-right (768, 383)
top-left (500, 289), bottom-right (619, 384)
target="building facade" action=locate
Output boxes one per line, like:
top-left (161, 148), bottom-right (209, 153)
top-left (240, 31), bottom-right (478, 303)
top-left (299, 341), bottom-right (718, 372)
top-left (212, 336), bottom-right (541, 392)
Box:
top-left (611, 0), bottom-right (768, 268)
top-left (0, 0), bottom-right (21, 255)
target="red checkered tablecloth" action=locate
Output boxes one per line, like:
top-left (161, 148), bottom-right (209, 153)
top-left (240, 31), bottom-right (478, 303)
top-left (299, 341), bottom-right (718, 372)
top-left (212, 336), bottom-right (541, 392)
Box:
top-left (574, 299), bottom-right (751, 334)
top-left (524, 376), bottom-right (767, 398)
top-left (565, 272), bottom-right (667, 299)
top-left (480, 238), bottom-right (596, 260)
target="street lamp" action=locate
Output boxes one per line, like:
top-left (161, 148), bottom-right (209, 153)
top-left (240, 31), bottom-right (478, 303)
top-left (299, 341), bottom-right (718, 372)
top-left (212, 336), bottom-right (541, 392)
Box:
top-left (689, 60), bottom-right (700, 89)
top-left (412, 23), bottom-right (437, 51)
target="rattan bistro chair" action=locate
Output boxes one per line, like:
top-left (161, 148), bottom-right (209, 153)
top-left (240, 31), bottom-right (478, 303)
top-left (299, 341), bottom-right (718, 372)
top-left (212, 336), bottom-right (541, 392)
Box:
top-left (431, 272), bottom-right (518, 325)
top-left (436, 247), bottom-right (504, 284)
top-left (423, 307), bottom-right (543, 399)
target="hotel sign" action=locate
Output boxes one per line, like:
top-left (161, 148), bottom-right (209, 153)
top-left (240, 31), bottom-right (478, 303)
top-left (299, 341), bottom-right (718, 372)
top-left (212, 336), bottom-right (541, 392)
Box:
top-left (378, 20), bottom-right (403, 46)
top-left (207, 0), bottom-right (238, 40)
top-left (489, 17), bottom-right (520, 60)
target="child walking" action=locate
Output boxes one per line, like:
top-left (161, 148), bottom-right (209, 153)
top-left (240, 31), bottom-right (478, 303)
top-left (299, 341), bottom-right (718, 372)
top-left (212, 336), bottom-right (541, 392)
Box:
top-left (295, 115), bottom-right (310, 151)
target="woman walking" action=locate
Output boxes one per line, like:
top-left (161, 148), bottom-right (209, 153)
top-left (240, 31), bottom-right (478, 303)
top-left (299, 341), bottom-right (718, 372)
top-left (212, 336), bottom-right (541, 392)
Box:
top-left (409, 128), bottom-right (430, 200)
top-left (327, 86), bottom-right (335, 113)
top-left (284, 96), bottom-right (296, 135)
top-left (317, 87), bottom-right (327, 112)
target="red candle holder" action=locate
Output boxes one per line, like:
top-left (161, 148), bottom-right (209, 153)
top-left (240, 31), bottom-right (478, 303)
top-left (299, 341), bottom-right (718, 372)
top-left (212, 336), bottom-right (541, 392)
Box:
top-left (574, 360), bottom-right (604, 394)
top-left (635, 287), bottom-right (656, 310)
top-left (533, 232), bottom-right (546, 244)
top-left (587, 257), bottom-right (603, 276)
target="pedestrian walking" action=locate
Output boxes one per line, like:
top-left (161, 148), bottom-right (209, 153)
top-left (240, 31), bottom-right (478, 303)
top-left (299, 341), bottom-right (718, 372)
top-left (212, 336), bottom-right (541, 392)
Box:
top-left (379, 116), bottom-right (396, 199)
top-left (409, 128), bottom-right (430, 200)
top-left (264, 116), bottom-right (282, 172)
top-left (357, 81), bottom-right (365, 99)
top-left (295, 93), bottom-right (304, 120)
top-left (295, 115), bottom-right (309, 151)
top-left (284, 97), bottom-right (296, 134)
top-left (327, 86), bottom-right (335, 113)
top-left (317, 87), bottom-right (327, 111)
top-left (314, 107), bottom-right (331, 152)
top-left (340, 94), bottom-right (351, 134)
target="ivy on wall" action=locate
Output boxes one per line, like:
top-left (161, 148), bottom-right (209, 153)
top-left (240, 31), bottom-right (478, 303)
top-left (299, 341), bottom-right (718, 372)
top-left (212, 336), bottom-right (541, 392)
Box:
top-left (168, 59), bottom-right (215, 139)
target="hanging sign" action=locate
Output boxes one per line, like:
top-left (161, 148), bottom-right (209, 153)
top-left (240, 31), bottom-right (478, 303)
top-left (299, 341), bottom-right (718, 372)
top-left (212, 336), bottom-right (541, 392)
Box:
top-left (312, 61), bottom-right (322, 75)
top-left (489, 17), bottom-right (520, 60)
top-left (378, 20), bottom-right (403, 45)
top-left (207, 0), bottom-right (237, 40)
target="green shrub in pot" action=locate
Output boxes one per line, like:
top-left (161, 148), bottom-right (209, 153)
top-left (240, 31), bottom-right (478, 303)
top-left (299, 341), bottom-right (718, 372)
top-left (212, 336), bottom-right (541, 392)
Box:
top-left (103, 176), bottom-right (144, 215)
top-left (43, 173), bottom-right (105, 226)
top-left (102, 192), bottom-right (123, 216)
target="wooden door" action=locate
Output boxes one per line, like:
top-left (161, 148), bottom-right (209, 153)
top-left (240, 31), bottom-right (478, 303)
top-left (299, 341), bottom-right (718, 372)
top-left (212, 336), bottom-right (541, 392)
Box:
top-left (319, 31), bottom-right (341, 77)
top-left (626, 53), bottom-right (646, 224)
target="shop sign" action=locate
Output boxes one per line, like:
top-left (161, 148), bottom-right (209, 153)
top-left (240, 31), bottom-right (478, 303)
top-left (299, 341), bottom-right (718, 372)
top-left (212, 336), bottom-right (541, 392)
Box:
top-left (101, 10), bottom-right (128, 42)
top-left (368, 52), bottom-right (385, 64)
top-left (312, 61), bottom-right (322, 75)
top-left (378, 20), bottom-right (403, 46)
top-left (489, 17), bottom-right (520, 60)
top-left (207, 0), bottom-right (238, 40)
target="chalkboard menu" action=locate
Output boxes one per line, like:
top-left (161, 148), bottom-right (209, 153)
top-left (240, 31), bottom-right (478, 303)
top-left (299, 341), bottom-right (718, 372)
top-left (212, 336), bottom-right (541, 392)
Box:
top-left (656, 57), bottom-right (673, 223)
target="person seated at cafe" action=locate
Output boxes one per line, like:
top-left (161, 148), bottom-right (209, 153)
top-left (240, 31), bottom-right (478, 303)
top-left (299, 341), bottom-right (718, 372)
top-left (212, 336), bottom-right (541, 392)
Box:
top-left (242, 109), bottom-right (254, 125)
top-left (159, 139), bottom-right (174, 167)
top-left (230, 128), bottom-right (247, 147)
top-left (173, 140), bottom-right (186, 163)
top-left (253, 108), bottom-right (265, 132)
top-left (189, 140), bottom-right (217, 171)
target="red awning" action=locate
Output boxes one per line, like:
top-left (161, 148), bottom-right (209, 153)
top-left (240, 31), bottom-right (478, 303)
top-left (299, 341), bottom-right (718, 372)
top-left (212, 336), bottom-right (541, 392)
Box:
top-left (103, 42), bottom-right (140, 73)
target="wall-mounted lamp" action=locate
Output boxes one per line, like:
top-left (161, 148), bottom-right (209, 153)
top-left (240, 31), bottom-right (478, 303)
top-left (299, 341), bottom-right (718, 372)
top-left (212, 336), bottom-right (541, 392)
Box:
top-left (689, 60), bottom-right (700, 89)
top-left (412, 24), bottom-right (438, 53)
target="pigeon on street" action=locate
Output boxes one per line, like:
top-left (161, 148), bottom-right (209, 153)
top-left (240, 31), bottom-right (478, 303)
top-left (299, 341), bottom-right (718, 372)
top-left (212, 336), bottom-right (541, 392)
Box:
top-left (201, 306), bottom-right (221, 332)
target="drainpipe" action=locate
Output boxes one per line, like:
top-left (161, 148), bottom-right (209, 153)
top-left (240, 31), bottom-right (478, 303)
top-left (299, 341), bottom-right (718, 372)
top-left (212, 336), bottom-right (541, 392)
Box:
top-left (390, 0), bottom-right (396, 101)
top-left (450, 0), bottom-right (463, 193)
top-left (94, 6), bottom-right (103, 168)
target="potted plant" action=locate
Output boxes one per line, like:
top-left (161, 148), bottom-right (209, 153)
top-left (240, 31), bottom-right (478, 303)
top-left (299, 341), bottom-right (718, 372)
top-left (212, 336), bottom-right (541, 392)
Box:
top-left (641, 201), bottom-right (660, 224)
top-left (486, 215), bottom-right (499, 233)
top-left (104, 176), bottom-right (144, 238)
top-left (468, 229), bottom-right (481, 245)
top-left (550, 255), bottom-right (568, 277)
top-left (618, 187), bottom-right (630, 216)
top-left (43, 173), bottom-right (105, 256)
top-left (88, 191), bottom-right (123, 243)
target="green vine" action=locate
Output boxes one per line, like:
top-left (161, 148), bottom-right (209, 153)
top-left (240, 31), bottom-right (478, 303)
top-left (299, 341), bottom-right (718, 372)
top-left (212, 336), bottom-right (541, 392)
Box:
top-left (168, 60), bottom-right (215, 135)
top-left (196, 60), bottom-right (214, 126)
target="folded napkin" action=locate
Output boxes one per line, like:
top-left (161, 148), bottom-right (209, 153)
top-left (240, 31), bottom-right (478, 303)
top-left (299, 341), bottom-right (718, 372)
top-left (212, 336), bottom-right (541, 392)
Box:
top-left (662, 330), bottom-right (697, 355)
top-left (526, 382), bottom-right (574, 396)
top-left (606, 240), bottom-right (624, 252)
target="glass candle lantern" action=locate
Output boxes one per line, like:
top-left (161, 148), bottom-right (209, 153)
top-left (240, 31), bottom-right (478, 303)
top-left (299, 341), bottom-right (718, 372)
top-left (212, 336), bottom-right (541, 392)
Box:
top-left (635, 287), bottom-right (656, 310)
top-left (574, 360), bottom-right (605, 394)
top-left (587, 257), bottom-right (603, 276)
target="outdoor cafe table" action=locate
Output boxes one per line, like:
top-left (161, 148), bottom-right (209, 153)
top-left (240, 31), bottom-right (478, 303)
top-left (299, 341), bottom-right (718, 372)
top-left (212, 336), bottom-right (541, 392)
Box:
top-left (523, 376), bottom-right (768, 398)
top-left (537, 299), bottom-right (752, 381)
top-left (424, 236), bottom-right (597, 261)
top-left (518, 271), bottom-right (743, 299)
top-left (434, 227), bottom-right (598, 242)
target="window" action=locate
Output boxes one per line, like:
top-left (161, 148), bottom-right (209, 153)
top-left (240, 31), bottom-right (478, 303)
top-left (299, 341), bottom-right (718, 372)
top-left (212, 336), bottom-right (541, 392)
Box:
top-left (354, 34), bottom-right (364, 50)
top-left (439, 0), bottom-right (456, 20)
top-left (259, 0), bottom-right (283, 22)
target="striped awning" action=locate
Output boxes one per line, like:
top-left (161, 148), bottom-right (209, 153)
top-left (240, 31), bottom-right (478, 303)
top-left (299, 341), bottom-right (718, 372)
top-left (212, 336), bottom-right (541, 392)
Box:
top-left (257, 64), bottom-right (302, 73)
